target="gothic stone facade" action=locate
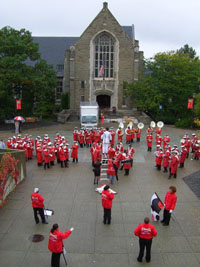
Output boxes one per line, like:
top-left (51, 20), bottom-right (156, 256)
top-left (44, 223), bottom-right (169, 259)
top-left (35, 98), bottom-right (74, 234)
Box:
top-left (63, 2), bottom-right (143, 111)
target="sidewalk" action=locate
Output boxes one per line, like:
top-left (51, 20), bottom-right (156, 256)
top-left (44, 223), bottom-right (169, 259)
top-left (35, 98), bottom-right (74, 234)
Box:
top-left (0, 125), bottom-right (200, 267)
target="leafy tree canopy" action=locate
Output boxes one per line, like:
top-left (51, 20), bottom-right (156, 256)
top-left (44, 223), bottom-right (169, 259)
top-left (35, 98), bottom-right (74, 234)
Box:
top-left (127, 47), bottom-right (200, 124)
top-left (0, 26), bottom-right (57, 120)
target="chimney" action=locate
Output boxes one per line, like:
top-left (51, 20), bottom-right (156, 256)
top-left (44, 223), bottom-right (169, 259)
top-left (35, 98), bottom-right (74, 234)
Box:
top-left (103, 2), bottom-right (108, 9)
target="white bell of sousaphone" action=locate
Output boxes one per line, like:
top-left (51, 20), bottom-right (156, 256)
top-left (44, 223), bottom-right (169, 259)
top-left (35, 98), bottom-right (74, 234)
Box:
top-left (138, 122), bottom-right (144, 129)
top-left (157, 121), bottom-right (164, 128)
top-left (150, 121), bottom-right (156, 128)
top-left (119, 122), bottom-right (124, 129)
top-left (117, 122), bottom-right (124, 135)
top-left (127, 121), bottom-right (133, 130)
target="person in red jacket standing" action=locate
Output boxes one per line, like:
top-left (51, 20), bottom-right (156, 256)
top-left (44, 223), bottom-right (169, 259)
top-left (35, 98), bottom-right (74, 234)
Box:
top-left (146, 133), bottom-right (153, 152)
top-left (101, 185), bottom-right (114, 224)
top-left (48, 223), bottom-right (74, 267)
top-left (161, 186), bottom-right (177, 226)
top-left (71, 141), bottom-right (79, 162)
top-left (31, 188), bottom-right (48, 224)
top-left (134, 217), bottom-right (157, 263)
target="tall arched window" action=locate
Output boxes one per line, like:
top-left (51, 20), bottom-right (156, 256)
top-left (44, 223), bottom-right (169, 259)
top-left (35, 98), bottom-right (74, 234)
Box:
top-left (94, 32), bottom-right (115, 78)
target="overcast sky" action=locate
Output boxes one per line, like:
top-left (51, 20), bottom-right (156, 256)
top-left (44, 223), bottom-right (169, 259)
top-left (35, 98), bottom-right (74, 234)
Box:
top-left (1, 0), bottom-right (200, 58)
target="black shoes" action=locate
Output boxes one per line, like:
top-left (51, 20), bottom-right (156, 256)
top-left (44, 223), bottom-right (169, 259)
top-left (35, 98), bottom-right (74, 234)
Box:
top-left (137, 258), bottom-right (142, 262)
top-left (42, 221), bottom-right (48, 224)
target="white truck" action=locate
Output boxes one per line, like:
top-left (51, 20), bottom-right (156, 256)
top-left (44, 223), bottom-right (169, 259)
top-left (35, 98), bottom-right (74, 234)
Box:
top-left (80, 102), bottom-right (99, 128)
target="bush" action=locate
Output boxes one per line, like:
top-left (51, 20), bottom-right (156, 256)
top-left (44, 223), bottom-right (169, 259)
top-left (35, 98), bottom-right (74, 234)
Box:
top-left (61, 93), bottom-right (70, 110)
top-left (175, 118), bottom-right (192, 128)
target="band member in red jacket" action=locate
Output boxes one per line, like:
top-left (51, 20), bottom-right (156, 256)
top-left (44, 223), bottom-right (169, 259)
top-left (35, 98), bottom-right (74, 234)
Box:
top-left (71, 141), bottom-right (79, 162)
top-left (162, 149), bottom-right (170, 172)
top-left (135, 127), bottom-right (142, 142)
top-left (169, 151), bottom-right (179, 179)
top-left (146, 133), bottom-right (153, 152)
top-left (36, 145), bottom-right (43, 166)
top-left (101, 185), bottom-right (114, 224)
top-left (44, 149), bottom-right (51, 170)
top-left (134, 217), bottom-right (157, 263)
top-left (161, 186), bottom-right (177, 226)
top-left (31, 188), bottom-right (48, 224)
top-left (48, 224), bottom-right (74, 267)
top-left (179, 145), bottom-right (187, 168)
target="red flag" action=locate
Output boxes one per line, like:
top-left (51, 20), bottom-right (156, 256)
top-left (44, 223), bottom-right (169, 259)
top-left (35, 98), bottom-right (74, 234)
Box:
top-left (187, 99), bottom-right (194, 109)
top-left (98, 64), bottom-right (105, 77)
top-left (16, 100), bottom-right (21, 110)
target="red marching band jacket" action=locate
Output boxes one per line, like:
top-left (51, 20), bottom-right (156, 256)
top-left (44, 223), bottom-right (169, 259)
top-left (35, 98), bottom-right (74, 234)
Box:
top-left (134, 223), bottom-right (157, 239)
top-left (164, 191), bottom-right (177, 211)
top-left (48, 229), bottom-right (72, 253)
top-left (31, 193), bottom-right (44, 208)
top-left (101, 190), bottom-right (114, 209)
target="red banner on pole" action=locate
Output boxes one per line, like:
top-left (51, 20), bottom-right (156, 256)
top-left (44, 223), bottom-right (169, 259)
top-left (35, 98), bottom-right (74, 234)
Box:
top-left (187, 99), bottom-right (194, 109)
top-left (16, 100), bottom-right (21, 110)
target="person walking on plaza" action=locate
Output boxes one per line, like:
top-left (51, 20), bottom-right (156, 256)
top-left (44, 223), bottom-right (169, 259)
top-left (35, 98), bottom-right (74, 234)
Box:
top-left (48, 224), bottom-right (74, 267)
top-left (161, 186), bottom-right (177, 226)
top-left (101, 185), bottom-right (114, 224)
top-left (31, 188), bottom-right (48, 224)
top-left (134, 217), bottom-right (157, 263)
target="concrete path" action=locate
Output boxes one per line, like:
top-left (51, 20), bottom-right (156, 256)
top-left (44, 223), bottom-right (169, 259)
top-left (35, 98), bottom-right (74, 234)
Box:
top-left (0, 125), bottom-right (200, 267)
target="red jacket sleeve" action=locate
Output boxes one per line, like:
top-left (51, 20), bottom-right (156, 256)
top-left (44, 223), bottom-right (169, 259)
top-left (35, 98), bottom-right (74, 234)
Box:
top-left (58, 230), bottom-right (72, 241)
top-left (171, 195), bottom-right (177, 210)
top-left (38, 194), bottom-right (45, 203)
top-left (109, 193), bottom-right (114, 200)
top-left (151, 225), bottom-right (157, 237)
top-left (134, 225), bottom-right (141, 236)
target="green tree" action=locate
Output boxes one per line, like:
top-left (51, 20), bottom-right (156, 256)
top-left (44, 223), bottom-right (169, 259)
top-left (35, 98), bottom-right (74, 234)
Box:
top-left (177, 44), bottom-right (197, 59)
top-left (127, 50), bottom-right (200, 124)
top-left (0, 26), bottom-right (57, 119)
top-left (194, 93), bottom-right (200, 118)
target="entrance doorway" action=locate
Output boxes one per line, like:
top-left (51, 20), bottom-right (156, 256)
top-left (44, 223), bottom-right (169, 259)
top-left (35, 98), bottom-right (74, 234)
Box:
top-left (96, 95), bottom-right (111, 108)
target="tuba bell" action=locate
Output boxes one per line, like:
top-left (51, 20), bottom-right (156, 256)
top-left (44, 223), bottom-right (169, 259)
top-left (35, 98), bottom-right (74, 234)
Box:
top-left (150, 121), bottom-right (156, 128)
top-left (157, 121), bottom-right (164, 128)
top-left (138, 122), bottom-right (144, 129)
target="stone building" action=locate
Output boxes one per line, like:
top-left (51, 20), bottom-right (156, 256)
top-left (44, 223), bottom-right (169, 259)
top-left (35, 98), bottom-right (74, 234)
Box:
top-left (33, 2), bottom-right (143, 111)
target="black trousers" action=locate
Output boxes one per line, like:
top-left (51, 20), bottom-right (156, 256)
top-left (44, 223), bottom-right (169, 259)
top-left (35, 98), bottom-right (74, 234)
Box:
top-left (33, 207), bottom-right (46, 223)
top-left (44, 162), bottom-right (50, 169)
top-left (162, 209), bottom-right (171, 225)
top-left (103, 208), bottom-right (111, 224)
top-left (138, 238), bottom-right (152, 262)
top-left (51, 252), bottom-right (61, 267)
top-left (125, 169), bottom-right (129, 175)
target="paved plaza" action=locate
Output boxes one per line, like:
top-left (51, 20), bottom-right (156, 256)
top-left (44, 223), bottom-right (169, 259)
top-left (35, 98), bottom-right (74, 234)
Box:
top-left (0, 124), bottom-right (200, 267)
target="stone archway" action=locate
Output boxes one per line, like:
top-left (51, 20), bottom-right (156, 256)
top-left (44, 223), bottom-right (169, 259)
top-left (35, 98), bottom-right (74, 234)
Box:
top-left (96, 95), bottom-right (111, 108)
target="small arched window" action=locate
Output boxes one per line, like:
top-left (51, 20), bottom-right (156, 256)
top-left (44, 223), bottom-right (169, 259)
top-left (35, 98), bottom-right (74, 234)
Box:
top-left (94, 32), bottom-right (115, 78)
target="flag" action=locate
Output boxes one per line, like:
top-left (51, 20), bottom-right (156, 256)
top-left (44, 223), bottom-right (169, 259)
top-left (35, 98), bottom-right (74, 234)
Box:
top-left (95, 184), bottom-right (117, 194)
top-left (151, 192), bottom-right (164, 221)
top-left (187, 98), bottom-right (194, 109)
top-left (98, 63), bottom-right (105, 77)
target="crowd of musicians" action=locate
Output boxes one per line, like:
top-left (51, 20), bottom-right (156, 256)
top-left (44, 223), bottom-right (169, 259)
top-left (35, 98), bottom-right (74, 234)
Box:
top-left (5, 123), bottom-right (200, 180)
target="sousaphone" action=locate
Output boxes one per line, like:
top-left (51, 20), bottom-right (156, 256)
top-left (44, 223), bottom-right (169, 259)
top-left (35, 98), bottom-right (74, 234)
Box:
top-left (138, 122), bottom-right (144, 129)
top-left (150, 121), bottom-right (156, 128)
top-left (157, 121), bottom-right (164, 128)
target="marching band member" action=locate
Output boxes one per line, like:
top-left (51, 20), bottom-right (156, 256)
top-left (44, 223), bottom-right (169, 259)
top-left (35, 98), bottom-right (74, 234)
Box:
top-left (130, 127), bottom-right (135, 143)
top-left (71, 141), bottom-right (79, 163)
top-left (163, 135), bottom-right (170, 150)
top-left (146, 125), bottom-right (154, 134)
top-left (122, 151), bottom-right (132, 176)
top-left (108, 144), bottom-right (116, 159)
top-left (179, 145), bottom-right (187, 168)
top-left (135, 127), bottom-right (142, 142)
top-left (161, 186), bottom-right (177, 226)
top-left (168, 151), bottom-right (179, 179)
top-left (109, 127), bottom-right (115, 145)
top-left (36, 144), bottom-right (43, 166)
top-left (162, 148), bottom-right (170, 172)
top-left (116, 127), bottom-right (123, 142)
top-left (154, 147), bottom-right (163, 171)
top-left (44, 148), bottom-right (51, 169)
top-left (146, 133), bottom-right (153, 152)
top-left (106, 158), bottom-right (116, 184)
top-left (73, 127), bottom-right (79, 142)
top-left (101, 127), bottom-right (112, 157)
top-left (125, 126), bottom-right (132, 144)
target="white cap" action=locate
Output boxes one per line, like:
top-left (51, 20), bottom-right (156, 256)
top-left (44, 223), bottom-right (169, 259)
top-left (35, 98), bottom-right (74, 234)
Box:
top-left (34, 188), bottom-right (39, 193)
top-left (48, 142), bottom-right (52, 146)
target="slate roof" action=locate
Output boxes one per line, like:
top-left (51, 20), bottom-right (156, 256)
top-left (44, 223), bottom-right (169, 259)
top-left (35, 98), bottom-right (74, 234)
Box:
top-left (30, 26), bottom-right (133, 76)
